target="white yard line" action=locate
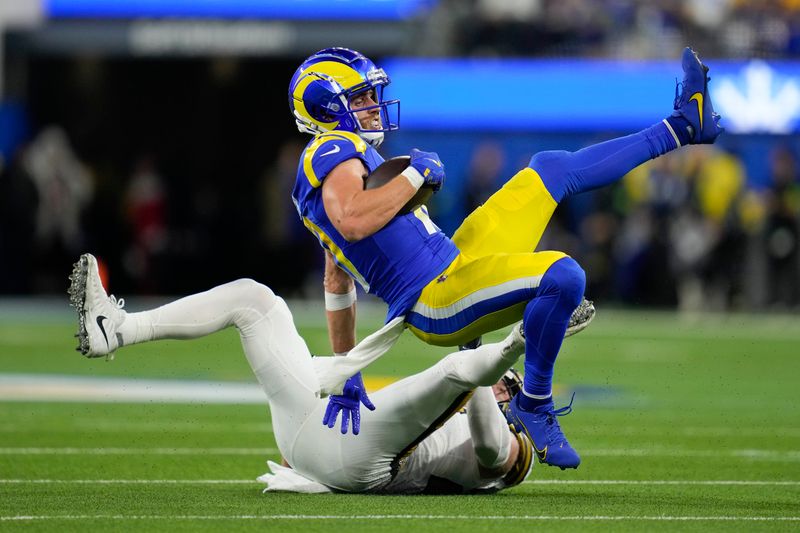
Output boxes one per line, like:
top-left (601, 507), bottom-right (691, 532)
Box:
top-left (524, 480), bottom-right (800, 486)
top-left (0, 447), bottom-right (797, 460)
top-left (3, 420), bottom-right (797, 438)
top-left (581, 448), bottom-right (800, 460)
top-left (0, 447), bottom-right (277, 455)
top-left (0, 421), bottom-right (272, 433)
top-left (1, 479), bottom-right (798, 486)
top-left (0, 374), bottom-right (265, 404)
top-left (0, 479), bottom-right (256, 484)
top-left (1, 514), bottom-right (799, 522)
top-left (0, 373), bottom-right (392, 403)
top-left (573, 426), bottom-right (800, 438)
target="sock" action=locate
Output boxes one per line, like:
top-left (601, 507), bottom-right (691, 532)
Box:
top-left (117, 311), bottom-right (153, 346)
top-left (530, 121), bottom-right (681, 203)
top-left (519, 258), bottom-right (585, 411)
top-left (664, 115), bottom-right (694, 146)
top-left (519, 388), bottom-right (552, 409)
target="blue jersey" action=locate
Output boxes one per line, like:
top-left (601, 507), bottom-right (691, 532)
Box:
top-left (292, 131), bottom-right (459, 320)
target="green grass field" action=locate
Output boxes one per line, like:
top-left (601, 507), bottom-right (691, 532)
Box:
top-left (1, 302), bottom-right (799, 531)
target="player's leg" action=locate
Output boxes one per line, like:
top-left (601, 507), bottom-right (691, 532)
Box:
top-left (506, 256), bottom-right (584, 469)
top-left (531, 47), bottom-right (722, 202)
top-left (369, 328), bottom-right (526, 478)
top-left (407, 251), bottom-right (585, 468)
top-left (450, 120), bottom-right (682, 256)
top-left (69, 253), bottom-right (320, 454)
top-left (450, 47), bottom-right (721, 259)
top-left (286, 326), bottom-right (526, 493)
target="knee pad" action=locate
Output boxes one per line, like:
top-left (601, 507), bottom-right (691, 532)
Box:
top-left (539, 257), bottom-right (586, 309)
top-left (528, 150), bottom-right (573, 202)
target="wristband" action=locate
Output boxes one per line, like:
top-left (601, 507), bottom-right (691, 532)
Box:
top-left (401, 166), bottom-right (424, 190)
top-left (325, 288), bottom-right (356, 311)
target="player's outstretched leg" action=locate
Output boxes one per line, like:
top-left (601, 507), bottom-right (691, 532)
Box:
top-left (68, 253), bottom-right (126, 358)
top-left (530, 47), bottom-right (722, 204)
top-left (507, 257), bottom-right (584, 469)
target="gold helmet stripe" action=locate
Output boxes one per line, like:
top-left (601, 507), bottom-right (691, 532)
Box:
top-left (292, 61), bottom-right (364, 133)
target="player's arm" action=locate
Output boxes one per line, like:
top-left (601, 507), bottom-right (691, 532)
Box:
top-left (321, 250), bottom-right (375, 435)
top-left (324, 250), bottom-right (356, 355)
top-left (478, 431), bottom-right (520, 479)
top-left (321, 158), bottom-right (418, 242)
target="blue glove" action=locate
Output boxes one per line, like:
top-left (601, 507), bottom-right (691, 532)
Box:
top-left (409, 148), bottom-right (445, 192)
top-left (322, 372), bottom-right (376, 435)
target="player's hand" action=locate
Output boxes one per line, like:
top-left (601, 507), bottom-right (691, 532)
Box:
top-left (409, 148), bottom-right (445, 192)
top-left (322, 372), bottom-right (376, 435)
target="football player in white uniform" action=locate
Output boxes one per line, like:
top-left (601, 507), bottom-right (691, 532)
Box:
top-left (68, 253), bottom-right (533, 493)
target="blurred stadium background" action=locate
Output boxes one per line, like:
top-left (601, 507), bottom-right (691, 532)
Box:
top-left (1, 1), bottom-right (800, 528)
top-left (1, 0), bottom-right (799, 309)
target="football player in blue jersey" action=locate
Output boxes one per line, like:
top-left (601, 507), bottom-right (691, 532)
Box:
top-left (288, 47), bottom-right (722, 469)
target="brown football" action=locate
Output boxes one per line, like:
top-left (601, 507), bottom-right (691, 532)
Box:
top-left (363, 155), bottom-right (434, 215)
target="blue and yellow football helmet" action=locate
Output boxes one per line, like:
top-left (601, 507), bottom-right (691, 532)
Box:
top-left (288, 47), bottom-right (399, 147)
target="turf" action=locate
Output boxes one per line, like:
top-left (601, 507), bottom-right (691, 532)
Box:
top-left (1, 304), bottom-right (799, 531)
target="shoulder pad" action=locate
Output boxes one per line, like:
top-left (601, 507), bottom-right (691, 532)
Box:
top-left (302, 132), bottom-right (368, 188)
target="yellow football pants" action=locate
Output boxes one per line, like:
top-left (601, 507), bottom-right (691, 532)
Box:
top-left (406, 167), bottom-right (568, 346)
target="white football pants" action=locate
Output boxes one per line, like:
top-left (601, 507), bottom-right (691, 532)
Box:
top-left (119, 278), bottom-right (519, 492)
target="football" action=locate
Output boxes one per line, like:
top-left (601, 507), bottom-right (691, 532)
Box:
top-left (363, 155), bottom-right (434, 215)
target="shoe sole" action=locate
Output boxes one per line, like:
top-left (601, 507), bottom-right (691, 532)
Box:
top-left (67, 254), bottom-right (111, 359)
top-left (565, 299), bottom-right (595, 338)
top-left (67, 255), bottom-right (92, 356)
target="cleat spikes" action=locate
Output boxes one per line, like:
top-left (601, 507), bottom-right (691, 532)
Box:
top-left (68, 254), bottom-right (93, 358)
top-left (67, 253), bottom-right (125, 359)
top-left (565, 298), bottom-right (595, 338)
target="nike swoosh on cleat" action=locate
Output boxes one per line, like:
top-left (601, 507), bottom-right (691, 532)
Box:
top-left (96, 315), bottom-right (110, 347)
top-left (319, 144), bottom-right (341, 157)
top-left (534, 444), bottom-right (548, 462)
top-left (689, 92), bottom-right (704, 131)
top-left (514, 415), bottom-right (548, 462)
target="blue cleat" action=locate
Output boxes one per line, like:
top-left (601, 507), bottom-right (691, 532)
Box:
top-left (671, 47), bottom-right (723, 144)
top-left (506, 392), bottom-right (580, 470)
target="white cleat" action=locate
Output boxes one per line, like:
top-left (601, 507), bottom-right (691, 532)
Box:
top-left (565, 298), bottom-right (595, 338)
top-left (67, 253), bottom-right (127, 359)
top-left (510, 298), bottom-right (596, 349)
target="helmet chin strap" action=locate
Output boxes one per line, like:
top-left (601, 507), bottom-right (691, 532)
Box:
top-left (359, 131), bottom-right (384, 148)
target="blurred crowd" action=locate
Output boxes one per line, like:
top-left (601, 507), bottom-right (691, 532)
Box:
top-left (457, 139), bottom-right (800, 311)
top-left (3, 0), bottom-right (800, 309)
top-left (427, 0), bottom-right (800, 58)
top-left (2, 125), bottom-right (799, 312)
top-left (0, 127), bottom-right (321, 298)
